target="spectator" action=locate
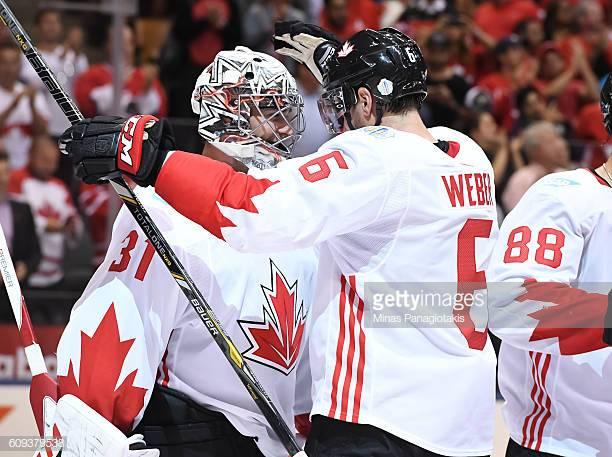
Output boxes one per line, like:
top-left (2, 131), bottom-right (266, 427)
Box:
top-left (511, 85), bottom-right (568, 137)
top-left (534, 42), bottom-right (599, 122)
top-left (243, 0), bottom-right (305, 53)
top-left (514, 18), bottom-right (545, 53)
top-left (439, 14), bottom-right (482, 79)
top-left (8, 135), bottom-right (81, 290)
top-left (502, 121), bottom-right (570, 211)
top-left (0, 42), bottom-right (49, 170)
top-left (0, 149), bottom-right (41, 322)
top-left (293, 64), bottom-right (332, 157)
top-left (543, 0), bottom-right (575, 42)
top-left (422, 31), bottom-right (471, 129)
top-left (574, 101), bottom-right (610, 167)
top-left (473, 0), bottom-right (541, 42)
top-left (161, 0), bottom-right (242, 117)
top-left (0, 149), bottom-right (40, 284)
top-left (575, 0), bottom-right (612, 78)
top-left (74, 23), bottom-right (168, 118)
top-left (466, 110), bottom-right (523, 196)
top-left (477, 35), bottom-right (535, 131)
top-left (392, 0), bottom-right (454, 34)
top-left (21, 8), bottom-right (88, 139)
top-left (320, 0), bottom-right (357, 42)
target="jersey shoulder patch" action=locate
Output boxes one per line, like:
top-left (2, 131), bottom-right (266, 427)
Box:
top-left (361, 126), bottom-right (395, 139)
top-left (538, 174), bottom-right (582, 188)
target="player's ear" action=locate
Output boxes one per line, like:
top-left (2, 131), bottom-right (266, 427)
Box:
top-left (356, 87), bottom-right (374, 121)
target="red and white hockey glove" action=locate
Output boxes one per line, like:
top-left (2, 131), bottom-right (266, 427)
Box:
top-left (60, 115), bottom-right (175, 186)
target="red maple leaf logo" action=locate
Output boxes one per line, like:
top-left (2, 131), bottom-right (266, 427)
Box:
top-left (38, 202), bottom-right (61, 220)
top-left (518, 280), bottom-right (608, 355)
top-left (57, 303), bottom-right (147, 433)
top-left (239, 261), bottom-right (307, 375)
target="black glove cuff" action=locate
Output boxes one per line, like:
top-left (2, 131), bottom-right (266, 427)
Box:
top-left (132, 118), bottom-right (176, 187)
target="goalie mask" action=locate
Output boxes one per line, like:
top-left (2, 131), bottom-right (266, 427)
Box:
top-left (192, 46), bottom-right (305, 168)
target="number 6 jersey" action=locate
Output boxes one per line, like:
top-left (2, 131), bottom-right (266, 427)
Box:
top-left (488, 169), bottom-right (612, 456)
top-left (154, 126), bottom-right (499, 456)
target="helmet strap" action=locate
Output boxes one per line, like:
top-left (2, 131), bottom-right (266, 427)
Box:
top-left (345, 110), bottom-right (356, 131)
top-left (374, 99), bottom-right (384, 127)
top-left (344, 87), bottom-right (384, 130)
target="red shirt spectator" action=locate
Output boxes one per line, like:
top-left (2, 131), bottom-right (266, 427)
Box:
top-left (75, 64), bottom-right (168, 118)
top-left (474, 0), bottom-right (541, 41)
top-left (477, 36), bottom-right (536, 131)
top-left (575, 103), bottom-right (610, 167)
top-left (320, 0), bottom-right (381, 41)
top-left (8, 136), bottom-right (81, 288)
top-left (74, 24), bottom-right (167, 118)
top-left (532, 42), bottom-right (600, 122)
top-left (187, 0), bottom-right (230, 67)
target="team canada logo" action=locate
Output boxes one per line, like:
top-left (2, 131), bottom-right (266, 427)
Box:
top-left (238, 260), bottom-right (307, 375)
top-left (337, 42), bottom-right (354, 58)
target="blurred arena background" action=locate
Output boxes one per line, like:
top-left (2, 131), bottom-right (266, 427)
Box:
top-left (0, 0), bottom-right (609, 454)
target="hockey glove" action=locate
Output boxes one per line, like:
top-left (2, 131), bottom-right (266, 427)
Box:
top-left (60, 115), bottom-right (175, 187)
top-left (54, 394), bottom-right (160, 457)
top-left (273, 21), bottom-right (340, 85)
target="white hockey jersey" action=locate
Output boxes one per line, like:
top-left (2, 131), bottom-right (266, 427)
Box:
top-left (487, 169), bottom-right (612, 456)
top-left (154, 126), bottom-right (499, 456)
top-left (9, 168), bottom-right (79, 287)
top-left (55, 186), bottom-right (317, 457)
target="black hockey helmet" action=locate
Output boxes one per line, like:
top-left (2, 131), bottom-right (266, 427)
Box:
top-left (601, 72), bottom-right (612, 135)
top-left (318, 28), bottom-right (427, 134)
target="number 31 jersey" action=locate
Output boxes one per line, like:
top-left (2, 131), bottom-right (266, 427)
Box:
top-left (55, 186), bottom-right (318, 457)
top-left (154, 126), bottom-right (500, 456)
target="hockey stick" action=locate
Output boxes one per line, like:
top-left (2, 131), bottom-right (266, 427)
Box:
top-left (0, 3), bottom-right (306, 456)
top-left (0, 225), bottom-right (58, 439)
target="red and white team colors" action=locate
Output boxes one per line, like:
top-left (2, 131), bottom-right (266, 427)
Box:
top-left (9, 168), bottom-right (79, 286)
top-left (488, 169), bottom-right (612, 456)
top-left (155, 125), bottom-right (499, 456)
top-left (55, 186), bottom-right (317, 457)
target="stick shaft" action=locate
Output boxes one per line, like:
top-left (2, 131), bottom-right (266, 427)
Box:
top-left (0, 2), bottom-right (302, 453)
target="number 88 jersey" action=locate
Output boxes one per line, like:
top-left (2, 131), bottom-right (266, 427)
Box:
top-left (487, 169), bottom-right (612, 456)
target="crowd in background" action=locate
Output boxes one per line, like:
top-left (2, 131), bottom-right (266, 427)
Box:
top-left (0, 0), bottom-right (609, 323)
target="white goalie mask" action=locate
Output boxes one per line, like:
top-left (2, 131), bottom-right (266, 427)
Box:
top-left (192, 46), bottom-right (305, 169)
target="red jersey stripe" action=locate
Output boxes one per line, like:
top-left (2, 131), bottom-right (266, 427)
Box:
top-left (534, 354), bottom-right (552, 450)
top-left (522, 351), bottom-right (542, 447)
top-left (339, 280), bottom-right (357, 421)
top-left (527, 352), bottom-right (546, 448)
top-left (329, 275), bottom-right (348, 418)
top-left (351, 276), bottom-right (366, 423)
